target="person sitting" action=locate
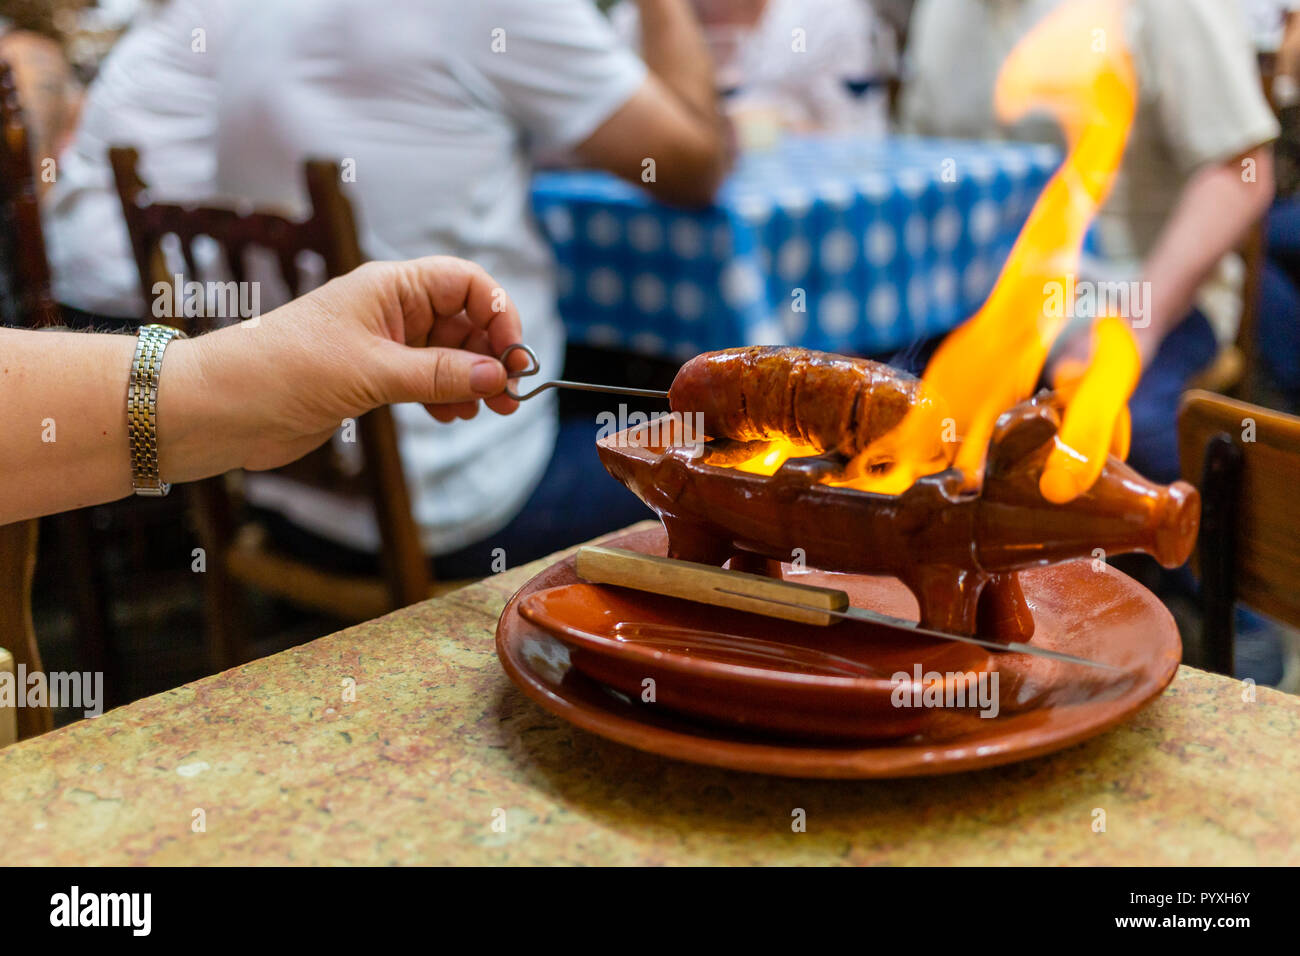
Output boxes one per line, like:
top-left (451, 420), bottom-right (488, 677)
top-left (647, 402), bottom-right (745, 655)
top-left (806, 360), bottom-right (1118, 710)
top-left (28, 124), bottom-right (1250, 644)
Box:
top-left (1250, 0), bottom-right (1300, 409)
top-left (901, 0), bottom-right (1277, 488)
top-left (611, 0), bottom-right (901, 143)
top-left (902, 0), bottom-right (1287, 686)
top-left (41, 0), bottom-right (732, 578)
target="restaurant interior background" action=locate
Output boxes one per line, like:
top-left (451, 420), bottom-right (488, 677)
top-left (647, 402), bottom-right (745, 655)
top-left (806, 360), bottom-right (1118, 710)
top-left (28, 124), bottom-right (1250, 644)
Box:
top-left (1, 0), bottom-right (1297, 814)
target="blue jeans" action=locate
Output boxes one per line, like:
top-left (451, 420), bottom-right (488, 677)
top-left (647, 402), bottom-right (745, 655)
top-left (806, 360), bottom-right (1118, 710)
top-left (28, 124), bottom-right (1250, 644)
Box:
top-left (1259, 196), bottom-right (1300, 399)
top-left (1124, 309), bottom-right (1285, 685)
top-left (1125, 309), bottom-right (1218, 485)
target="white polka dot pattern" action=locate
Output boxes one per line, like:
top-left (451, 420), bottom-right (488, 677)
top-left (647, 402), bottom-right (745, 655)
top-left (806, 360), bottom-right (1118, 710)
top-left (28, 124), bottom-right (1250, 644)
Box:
top-left (531, 136), bottom-right (1061, 357)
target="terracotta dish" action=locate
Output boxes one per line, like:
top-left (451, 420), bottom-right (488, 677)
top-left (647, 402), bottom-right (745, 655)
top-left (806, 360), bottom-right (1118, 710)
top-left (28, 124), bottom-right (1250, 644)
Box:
top-left (600, 387), bottom-right (1199, 641)
top-left (496, 527), bottom-right (1182, 778)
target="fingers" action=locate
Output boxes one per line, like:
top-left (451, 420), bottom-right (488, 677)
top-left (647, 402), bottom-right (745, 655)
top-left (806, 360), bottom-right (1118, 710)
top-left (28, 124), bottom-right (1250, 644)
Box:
top-left (374, 342), bottom-right (511, 408)
top-left (330, 257), bottom-right (529, 421)
top-left (389, 257), bottom-right (524, 360)
top-left (427, 401), bottom-right (480, 423)
top-left (383, 257), bottom-right (529, 415)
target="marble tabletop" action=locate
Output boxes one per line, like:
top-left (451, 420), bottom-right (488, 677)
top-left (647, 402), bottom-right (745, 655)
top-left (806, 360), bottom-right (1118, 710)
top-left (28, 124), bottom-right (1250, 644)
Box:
top-left (2, 521), bottom-right (1297, 865)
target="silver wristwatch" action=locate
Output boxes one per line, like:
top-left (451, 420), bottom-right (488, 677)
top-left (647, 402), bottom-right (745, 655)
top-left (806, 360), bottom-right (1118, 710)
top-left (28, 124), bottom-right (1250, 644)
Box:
top-left (127, 323), bottom-right (186, 497)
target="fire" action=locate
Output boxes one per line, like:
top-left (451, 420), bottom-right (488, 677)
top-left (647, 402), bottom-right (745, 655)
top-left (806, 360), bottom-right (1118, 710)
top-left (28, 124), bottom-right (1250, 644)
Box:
top-left (863, 0), bottom-right (1139, 502)
top-left (834, 0), bottom-right (1138, 502)
top-left (704, 0), bottom-right (1141, 503)
top-left (731, 439), bottom-right (822, 476)
top-left (1040, 314), bottom-right (1139, 501)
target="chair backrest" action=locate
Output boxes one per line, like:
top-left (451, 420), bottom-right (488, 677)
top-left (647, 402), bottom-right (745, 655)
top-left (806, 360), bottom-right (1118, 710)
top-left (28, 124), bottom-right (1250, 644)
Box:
top-left (0, 57), bottom-right (60, 328)
top-left (109, 146), bottom-right (364, 329)
top-left (0, 520), bottom-right (49, 741)
top-left (0, 57), bottom-right (55, 742)
top-left (1178, 389), bottom-right (1300, 631)
top-left (109, 146), bottom-right (430, 607)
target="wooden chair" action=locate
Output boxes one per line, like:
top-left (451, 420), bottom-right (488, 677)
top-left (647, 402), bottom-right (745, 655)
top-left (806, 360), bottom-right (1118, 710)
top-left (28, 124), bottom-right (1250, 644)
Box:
top-left (0, 58), bottom-right (55, 740)
top-left (0, 521), bottom-right (44, 742)
top-left (109, 147), bottom-right (445, 669)
top-left (0, 59), bottom-right (59, 327)
top-left (1178, 389), bottom-right (1300, 676)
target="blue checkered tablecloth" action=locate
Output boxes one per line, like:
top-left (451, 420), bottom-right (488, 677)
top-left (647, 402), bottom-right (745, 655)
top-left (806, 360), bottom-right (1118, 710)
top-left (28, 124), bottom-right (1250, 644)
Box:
top-left (531, 135), bottom-right (1061, 362)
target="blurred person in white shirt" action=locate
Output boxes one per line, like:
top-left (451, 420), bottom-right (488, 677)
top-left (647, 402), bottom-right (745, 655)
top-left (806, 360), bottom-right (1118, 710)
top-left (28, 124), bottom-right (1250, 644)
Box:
top-left (902, 0), bottom-right (1276, 486)
top-left (1240, 0), bottom-right (1300, 52)
top-left (612, 0), bottom-right (899, 141)
top-left (43, 0), bottom-right (731, 575)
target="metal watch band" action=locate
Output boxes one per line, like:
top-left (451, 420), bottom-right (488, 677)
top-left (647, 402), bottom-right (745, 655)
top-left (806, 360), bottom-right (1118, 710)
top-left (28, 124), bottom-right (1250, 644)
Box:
top-left (127, 324), bottom-right (186, 497)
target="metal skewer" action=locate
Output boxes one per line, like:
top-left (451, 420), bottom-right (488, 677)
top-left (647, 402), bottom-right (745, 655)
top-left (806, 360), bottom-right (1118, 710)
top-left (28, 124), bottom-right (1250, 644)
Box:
top-left (500, 343), bottom-right (670, 402)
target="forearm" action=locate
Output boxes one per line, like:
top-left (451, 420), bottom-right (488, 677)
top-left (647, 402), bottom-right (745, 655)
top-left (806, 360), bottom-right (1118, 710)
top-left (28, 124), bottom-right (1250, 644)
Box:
top-left (636, 0), bottom-right (720, 122)
top-left (0, 327), bottom-right (257, 523)
top-left (2, 330), bottom-right (151, 522)
top-left (1142, 147), bottom-right (1275, 341)
top-left (0, 257), bottom-right (526, 525)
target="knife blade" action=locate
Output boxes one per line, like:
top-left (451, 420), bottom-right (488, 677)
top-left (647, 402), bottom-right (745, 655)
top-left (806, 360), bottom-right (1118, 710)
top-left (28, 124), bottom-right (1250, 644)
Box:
top-left (713, 588), bottom-right (1122, 671)
top-left (575, 546), bottom-right (1121, 672)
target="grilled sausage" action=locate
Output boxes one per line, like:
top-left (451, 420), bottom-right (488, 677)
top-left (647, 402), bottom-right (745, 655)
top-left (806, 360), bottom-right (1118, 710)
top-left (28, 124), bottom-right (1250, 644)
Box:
top-left (668, 346), bottom-right (928, 458)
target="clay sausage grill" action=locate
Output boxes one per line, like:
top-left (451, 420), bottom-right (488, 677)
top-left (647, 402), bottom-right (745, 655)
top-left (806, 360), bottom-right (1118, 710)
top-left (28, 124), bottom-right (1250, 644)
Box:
top-left (595, 345), bottom-right (1201, 641)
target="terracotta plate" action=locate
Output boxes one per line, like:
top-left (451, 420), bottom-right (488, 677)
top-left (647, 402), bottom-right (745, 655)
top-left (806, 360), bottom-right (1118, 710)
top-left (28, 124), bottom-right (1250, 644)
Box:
top-left (496, 527), bottom-right (1182, 778)
top-left (519, 582), bottom-right (1002, 741)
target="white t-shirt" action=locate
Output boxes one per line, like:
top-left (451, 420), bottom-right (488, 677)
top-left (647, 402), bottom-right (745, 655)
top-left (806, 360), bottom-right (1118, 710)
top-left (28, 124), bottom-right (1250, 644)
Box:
top-left (44, 0), bottom-right (646, 554)
top-left (1239, 0), bottom-right (1300, 51)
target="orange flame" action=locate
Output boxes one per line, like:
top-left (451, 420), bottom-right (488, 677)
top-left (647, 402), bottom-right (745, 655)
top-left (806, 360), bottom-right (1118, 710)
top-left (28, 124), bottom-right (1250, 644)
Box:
top-left (730, 439), bottom-right (822, 476)
top-left (703, 0), bottom-right (1141, 503)
top-left (842, 0), bottom-right (1140, 500)
top-left (1040, 314), bottom-right (1139, 501)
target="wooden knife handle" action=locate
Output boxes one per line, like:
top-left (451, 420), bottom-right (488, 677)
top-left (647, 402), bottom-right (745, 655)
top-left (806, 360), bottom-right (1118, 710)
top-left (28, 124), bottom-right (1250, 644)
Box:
top-left (574, 546), bottom-right (849, 626)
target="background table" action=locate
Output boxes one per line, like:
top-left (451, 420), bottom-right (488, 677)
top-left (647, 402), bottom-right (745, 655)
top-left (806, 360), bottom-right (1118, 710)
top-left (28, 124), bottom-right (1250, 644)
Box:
top-left (532, 136), bottom-right (1061, 362)
top-left (1, 522), bottom-right (1296, 865)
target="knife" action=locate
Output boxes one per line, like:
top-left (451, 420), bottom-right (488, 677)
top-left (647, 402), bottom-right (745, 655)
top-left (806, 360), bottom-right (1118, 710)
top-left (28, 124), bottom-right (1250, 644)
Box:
top-left (575, 546), bottom-right (1122, 672)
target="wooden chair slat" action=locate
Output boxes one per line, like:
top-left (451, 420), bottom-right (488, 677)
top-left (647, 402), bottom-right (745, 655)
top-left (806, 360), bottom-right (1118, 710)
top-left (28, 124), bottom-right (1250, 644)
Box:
top-left (1, 59), bottom-right (58, 741)
top-left (0, 59), bottom-right (59, 328)
top-left (0, 519), bottom-right (49, 740)
top-left (277, 246), bottom-right (300, 298)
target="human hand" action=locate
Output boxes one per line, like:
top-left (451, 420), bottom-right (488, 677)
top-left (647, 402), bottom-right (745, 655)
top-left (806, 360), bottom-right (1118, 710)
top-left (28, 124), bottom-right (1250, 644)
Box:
top-left (159, 256), bottom-right (527, 482)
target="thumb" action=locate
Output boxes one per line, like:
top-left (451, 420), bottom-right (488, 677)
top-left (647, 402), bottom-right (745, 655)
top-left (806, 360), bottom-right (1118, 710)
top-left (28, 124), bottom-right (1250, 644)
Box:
top-left (374, 344), bottom-right (507, 406)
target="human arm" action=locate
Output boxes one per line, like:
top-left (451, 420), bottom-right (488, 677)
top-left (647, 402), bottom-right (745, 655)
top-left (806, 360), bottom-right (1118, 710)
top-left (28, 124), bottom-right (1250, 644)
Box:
top-left (0, 257), bottom-right (524, 524)
top-left (1277, 9), bottom-right (1300, 88)
top-left (1134, 144), bottom-right (1275, 364)
top-left (571, 0), bottom-right (733, 205)
top-left (1091, 0), bottom-right (1279, 366)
